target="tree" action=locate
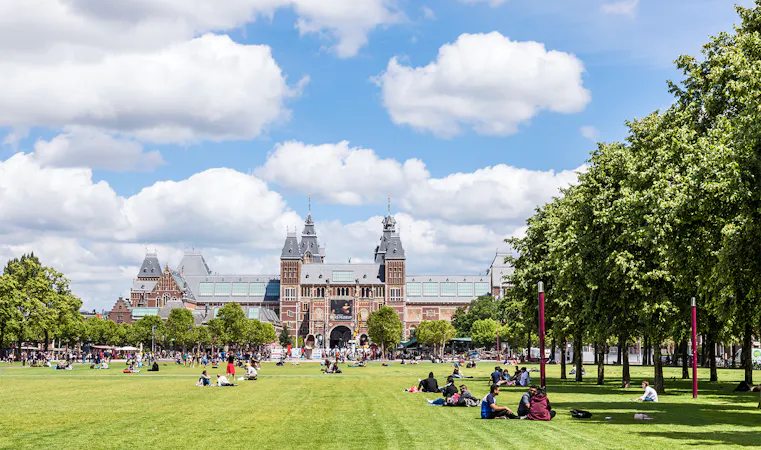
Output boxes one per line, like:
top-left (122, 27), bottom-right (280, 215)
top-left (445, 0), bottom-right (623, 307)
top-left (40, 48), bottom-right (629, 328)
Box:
top-left (133, 315), bottom-right (165, 348)
top-left (416, 320), bottom-right (456, 358)
top-left (166, 308), bottom-right (195, 351)
top-left (278, 323), bottom-right (292, 347)
top-left (245, 320), bottom-right (277, 347)
top-left (216, 303), bottom-right (247, 347)
top-left (451, 295), bottom-right (500, 337)
top-left (367, 305), bottom-right (403, 357)
top-left (469, 318), bottom-right (499, 348)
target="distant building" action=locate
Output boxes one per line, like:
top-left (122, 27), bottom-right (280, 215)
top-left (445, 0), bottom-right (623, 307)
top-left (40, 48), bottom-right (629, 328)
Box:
top-left (106, 203), bottom-right (512, 347)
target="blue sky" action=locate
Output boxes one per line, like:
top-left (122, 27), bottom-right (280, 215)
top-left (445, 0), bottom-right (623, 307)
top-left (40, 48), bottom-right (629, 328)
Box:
top-left (0, 0), bottom-right (752, 310)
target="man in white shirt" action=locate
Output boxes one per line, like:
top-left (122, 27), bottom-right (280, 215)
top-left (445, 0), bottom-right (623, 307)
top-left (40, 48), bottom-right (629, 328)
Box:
top-left (245, 363), bottom-right (258, 380)
top-left (519, 368), bottom-right (530, 387)
top-left (217, 374), bottom-right (234, 386)
top-left (638, 381), bottom-right (658, 402)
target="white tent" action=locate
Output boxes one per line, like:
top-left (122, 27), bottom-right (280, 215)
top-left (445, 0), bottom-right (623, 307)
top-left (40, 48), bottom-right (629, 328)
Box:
top-left (115, 346), bottom-right (139, 351)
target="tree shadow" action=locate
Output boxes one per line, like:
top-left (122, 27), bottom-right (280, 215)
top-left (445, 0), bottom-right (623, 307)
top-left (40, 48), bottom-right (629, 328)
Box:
top-left (636, 431), bottom-right (761, 447)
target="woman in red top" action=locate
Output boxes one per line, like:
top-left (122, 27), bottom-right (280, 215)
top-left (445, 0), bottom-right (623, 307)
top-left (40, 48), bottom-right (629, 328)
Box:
top-left (226, 354), bottom-right (236, 378)
top-left (527, 389), bottom-right (556, 421)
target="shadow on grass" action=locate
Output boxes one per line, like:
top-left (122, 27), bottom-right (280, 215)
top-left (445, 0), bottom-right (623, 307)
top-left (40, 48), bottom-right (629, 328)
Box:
top-left (637, 431), bottom-right (761, 447)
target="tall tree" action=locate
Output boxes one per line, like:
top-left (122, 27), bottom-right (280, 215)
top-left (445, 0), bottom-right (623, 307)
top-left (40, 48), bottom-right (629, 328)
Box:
top-left (166, 308), bottom-right (195, 351)
top-left (216, 303), bottom-right (248, 347)
top-left (367, 305), bottom-right (403, 357)
top-left (416, 320), bottom-right (456, 358)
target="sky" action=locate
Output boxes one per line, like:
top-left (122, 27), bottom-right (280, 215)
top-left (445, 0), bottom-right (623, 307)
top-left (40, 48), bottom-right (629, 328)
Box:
top-left (0, 0), bottom-right (753, 311)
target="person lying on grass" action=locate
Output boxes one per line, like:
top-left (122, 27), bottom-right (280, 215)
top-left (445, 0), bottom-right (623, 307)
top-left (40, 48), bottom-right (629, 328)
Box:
top-left (216, 374), bottom-right (236, 386)
top-left (481, 384), bottom-right (518, 419)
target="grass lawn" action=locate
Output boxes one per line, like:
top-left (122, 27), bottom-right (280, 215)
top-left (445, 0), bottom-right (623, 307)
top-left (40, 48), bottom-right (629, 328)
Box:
top-left (0, 361), bottom-right (759, 449)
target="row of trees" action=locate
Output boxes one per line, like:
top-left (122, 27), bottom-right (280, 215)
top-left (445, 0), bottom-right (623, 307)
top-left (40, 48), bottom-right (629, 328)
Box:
top-left (0, 254), bottom-right (278, 353)
top-left (485, 4), bottom-right (761, 393)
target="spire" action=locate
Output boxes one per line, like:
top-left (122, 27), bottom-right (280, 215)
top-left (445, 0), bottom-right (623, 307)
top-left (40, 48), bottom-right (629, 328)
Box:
top-left (300, 195), bottom-right (323, 263)
top-left (387, 195), bottom-right (391, 216)
top-left (308, 193), bottom-right (312, 219)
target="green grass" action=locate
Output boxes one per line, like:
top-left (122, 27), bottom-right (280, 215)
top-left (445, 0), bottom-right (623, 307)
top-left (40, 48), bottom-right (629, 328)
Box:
top-left (0, 361), bottom-right (759, 449)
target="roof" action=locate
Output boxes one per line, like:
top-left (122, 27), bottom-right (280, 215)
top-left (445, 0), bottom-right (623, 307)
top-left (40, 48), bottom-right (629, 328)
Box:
top-left (405, 297), bottom-right (473, 304)
top-left (178, 252), bottom-right (211, 276)
top-left (137, 252), bottom-right (161, 278)
top-left (191, 306), bottom-right (280, 326)
top-left (158, 299), bottom-right (188, 319)
top-left (405, 275), bottom-right (491, 283)
top-left (300, 264), bottom-right (384, 284)
top-left (132, 280), bottom-right (157, 292)
top-left (183, 274), bottom-right (281, 302)
top-left (281, 231), bottom-right (300, 260)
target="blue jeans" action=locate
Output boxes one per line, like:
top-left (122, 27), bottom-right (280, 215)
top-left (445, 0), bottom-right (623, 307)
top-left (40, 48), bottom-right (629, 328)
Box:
top-left (430, 398), bottom-right (445, 406)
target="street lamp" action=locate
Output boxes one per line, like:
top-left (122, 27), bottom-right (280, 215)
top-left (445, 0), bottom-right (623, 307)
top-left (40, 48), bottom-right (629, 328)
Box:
top-left (691, 297), bottom-right (698, 399)
top-left (538, 281), bottom-right (546, 388)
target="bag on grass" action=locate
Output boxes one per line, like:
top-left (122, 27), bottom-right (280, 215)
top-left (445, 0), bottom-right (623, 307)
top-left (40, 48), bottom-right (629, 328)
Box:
top-left (570, 409), bottom-right (592, 419)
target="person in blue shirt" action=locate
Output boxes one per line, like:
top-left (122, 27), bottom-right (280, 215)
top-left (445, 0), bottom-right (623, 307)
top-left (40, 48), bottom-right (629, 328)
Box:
top-left (490, 367), bottom-right (505, 385)
top-left (481, 384), bottom-right (517, 419)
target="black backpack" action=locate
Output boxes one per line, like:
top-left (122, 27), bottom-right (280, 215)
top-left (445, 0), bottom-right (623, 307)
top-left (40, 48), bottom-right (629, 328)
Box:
top-left (570, 409), bottom-right (593, 419)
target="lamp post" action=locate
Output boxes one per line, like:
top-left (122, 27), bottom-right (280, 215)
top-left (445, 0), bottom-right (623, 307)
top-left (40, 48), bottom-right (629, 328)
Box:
top-left (538, 281), bottom-right (546, 388)
top-left (151, 325), bottom-right (156, 355)
top-left (691, 297), bottom-right (698, 399)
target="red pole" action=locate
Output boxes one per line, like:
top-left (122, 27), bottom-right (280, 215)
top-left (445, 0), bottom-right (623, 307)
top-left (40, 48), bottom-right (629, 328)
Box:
top-left (691, 297), bottom-right (698, 398)
top-left (538, 281), bottom-right (546, 388)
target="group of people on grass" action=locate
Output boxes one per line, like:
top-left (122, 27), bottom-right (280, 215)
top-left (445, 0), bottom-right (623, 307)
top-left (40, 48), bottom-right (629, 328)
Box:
top-left (491, 366), bottom-right (530, 387)
top-left (481, 384), bottom-right (555, 420)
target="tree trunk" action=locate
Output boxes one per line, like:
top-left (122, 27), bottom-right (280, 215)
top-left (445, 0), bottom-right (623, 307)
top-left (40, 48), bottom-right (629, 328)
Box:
top-left (593, 341), bottom-right (598, 364)
top-left (701, 335), bottom-right (707, 368)
top-left (622, 343), bottom-right (630, 387)
top-left (643, 336), bottom-right (649, 365)
top-left (574, 332), bottom-right (583, 382)
top-left (653, 342), bottom-right (665, 394)
top-left (617, 336), bottom-right (623, 365)
top-left (44, 330), bottom-right (49, 352)
top-left (742, 324), bottom-right (753, 385)
top-left (560, 337), bottom-right (567, 380)
top-left (551, 338), bottom-right (556, 363)
top-left (709, 336), bottom-right (717, 382)
top-left (596, 342), bottom-right (605, 385)
top-left (681, 340), bottom-right (689, 379)
top-left (526, 334), bottom-right (531, 359)
top-left (732, 343), bottom-right (736, 368)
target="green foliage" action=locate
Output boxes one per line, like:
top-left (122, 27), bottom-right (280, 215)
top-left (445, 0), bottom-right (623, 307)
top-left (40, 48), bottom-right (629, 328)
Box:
top-left (450, 295), bottom-right (500, 336)
top-left (469, 318), bottom-right (499, 348)
top-left (367, 305), bottom-right (403, 353)
top-left (278, 323), bottom-right (292, 347)
top-left (132, 315), bottom-right (166, 347)
top-left (415, 320), bottom-right (456, 358)
top-left (166, 308), bottom-right (195, 349)
top-left (244, 320), bottom-right (277, 347)
top-left (215, 303), bottom-right (248, 346)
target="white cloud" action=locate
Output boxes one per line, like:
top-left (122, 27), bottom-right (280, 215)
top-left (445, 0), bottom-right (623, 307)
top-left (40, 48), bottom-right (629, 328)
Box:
top-left (0, 144), bottom-right (572, 310)
top-left (122, 168), bottom-right (302, 245)
top-left (402, 164), bottom-right (585, 224)
top-left (376, 32), bottom-right (591, 137)
top-left (33, 129), bottom-right (164, 172)
top-left (580, 125), bottom-right (600, 141)
top-left (0, 0), bottom-right (398, 60)
top-left (291, 0), bottom-right (403, 58)
top-left (459, 0), bottom-right (508, 6)
top-left (257, 140), bottom-right (583, 225)
top-left (256, 141), bottom-right (429, 204)
top-left (601, 0), bottom-right (639, 17)
top-left (421, 6), bottom-right (436, 20)
top-left (0, 34), bottom-right (301, 143)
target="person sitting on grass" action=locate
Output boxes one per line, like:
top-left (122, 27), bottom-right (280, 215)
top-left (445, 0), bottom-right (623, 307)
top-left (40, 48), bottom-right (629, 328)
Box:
top-left (455, 384), bottom-right (480, 407)
top-left (245, 363), bottom-right (258, 381)
top-left (481, 384), bottom-right (517, 419)
top-left (491, 367), bottom-right (506, 386)
top-left (197, 370), bottom-right (211, 386)
top-left (428, 376), bottom-right (458, 405)
top-left (518, 367), bottom-right (531, 386)
top-left (216, 374), bottom-right (236, 386)
top-left (418, 372), bottom-right (439, 392)
top-left (637, 381), bottom-right (658, 402)
top-left (517, 385), bottom-right (538, 417)
top-left (147, 361), bottom-right (159, 372)
top-left (527, 387), bottom-right (555, 420)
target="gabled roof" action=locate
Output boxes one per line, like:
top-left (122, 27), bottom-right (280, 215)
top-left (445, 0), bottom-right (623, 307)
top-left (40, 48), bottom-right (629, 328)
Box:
top-left (300, 264), bottom-right (384, 284)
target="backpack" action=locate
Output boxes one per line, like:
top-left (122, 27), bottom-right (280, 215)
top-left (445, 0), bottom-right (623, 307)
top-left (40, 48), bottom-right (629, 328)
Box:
top-left (570, 409), bottom-right (592, 419)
